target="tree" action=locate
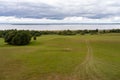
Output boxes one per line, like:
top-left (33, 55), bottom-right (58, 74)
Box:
top-left (33, 36), bottom-right (37, 40)
top-left (4, 30), bottom-right (32, 45)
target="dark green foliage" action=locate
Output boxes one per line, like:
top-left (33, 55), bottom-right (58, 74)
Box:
top-left (81, 32), bottom-right (86, 35)
top-left (89, 29), bottom-right (99, 35)
top-left (40, 31), bottom-right (58, 35)
top-left (4, 30), bottom-right (32, 45)
top-left (30, 31), bottom-right (42, 36)
top-left (0, 29), bottom-right (120, 39)
top-left (4, 30), bottom-right (17, 44)
top-left (33, 36), bottom-right (37, 40)
top-left (75, 30), bottom-right (82, 34)
top-left (58, 30), bottom-right (76, 35)
top-left (0, 31), bottom-right (4, 37)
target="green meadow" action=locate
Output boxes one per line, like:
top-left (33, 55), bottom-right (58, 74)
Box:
top-left (0, 33), bottom-right (120, 80)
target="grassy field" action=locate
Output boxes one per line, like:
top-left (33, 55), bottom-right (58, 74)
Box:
top-left (0, 33), bottom-right (120, 80)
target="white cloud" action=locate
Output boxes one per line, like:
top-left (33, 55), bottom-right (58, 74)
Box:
top-left (0, 16), bottom-right (120, 23)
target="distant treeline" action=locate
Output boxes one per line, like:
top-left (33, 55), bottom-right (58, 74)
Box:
top-left (0, 29), bottom-right (120, 38)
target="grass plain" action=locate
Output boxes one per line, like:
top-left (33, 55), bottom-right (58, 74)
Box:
top-left (0, 33), bottom-right (120, 80)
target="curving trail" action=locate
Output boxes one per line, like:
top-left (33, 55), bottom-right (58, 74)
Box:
top-left (71, 40), bottom-right (105, 80)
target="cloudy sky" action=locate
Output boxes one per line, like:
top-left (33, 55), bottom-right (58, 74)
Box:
top-left (0, 0), bottom-right (120, 23)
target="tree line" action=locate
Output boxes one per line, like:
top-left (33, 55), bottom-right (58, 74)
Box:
top-left (0, 29), bottom-right (120, 45)
top-left (0, 29), bottom-right (120, 38)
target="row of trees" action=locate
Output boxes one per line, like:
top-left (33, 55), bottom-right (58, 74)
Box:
top-left (31, 29), bottom-right (120, 35)
top-left (0, 29), bottom-right (120, 45)
top-left (0, 29), bottom-right (120, 38)
top-left (30, 29), bottom-right (120, 35)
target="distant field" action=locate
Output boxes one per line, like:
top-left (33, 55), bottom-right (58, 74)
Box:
top-left (0, 33), bottom-right (120, 80)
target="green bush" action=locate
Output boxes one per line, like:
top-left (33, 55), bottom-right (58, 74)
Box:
top-left (58, 30), bottom-right (76, 35)
top-left (4, 30), bottom-right (32, 45)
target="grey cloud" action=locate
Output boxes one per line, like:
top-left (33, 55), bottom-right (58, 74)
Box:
top-left (0, 2), bottom-right (66, 19)
top-left (0, 0), bottom-right (120, 20)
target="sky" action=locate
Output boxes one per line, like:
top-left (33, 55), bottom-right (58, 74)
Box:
top-left (0, 0), bottom-right (120, 23)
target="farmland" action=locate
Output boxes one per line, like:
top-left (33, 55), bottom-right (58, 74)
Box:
top-left (0, 33), bottom-right (120, 80)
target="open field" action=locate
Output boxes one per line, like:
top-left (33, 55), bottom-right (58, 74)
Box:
top-left (0, 33), bottom-right (120, 80)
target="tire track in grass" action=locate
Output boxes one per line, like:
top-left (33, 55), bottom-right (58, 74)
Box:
top-left (71, 40), bottom-right (105, 80)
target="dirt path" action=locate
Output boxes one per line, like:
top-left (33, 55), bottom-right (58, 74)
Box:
top-left (71, 40), bottom-right (104, 80)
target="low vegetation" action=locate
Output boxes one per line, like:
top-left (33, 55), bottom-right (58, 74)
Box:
top-left (4, 30), bottom-right (32, 45)
top-left (0, 33), bottom-right (120, 80)
top-left (0, 29), bottom-right (120, 38)
top-left (0, 29), bottom-right (119, 46)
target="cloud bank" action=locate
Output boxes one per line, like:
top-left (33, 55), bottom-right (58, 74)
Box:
top-left (0, 0), bottom-right (120, 23)
top-left (0, 16), bottom-right (120, 23)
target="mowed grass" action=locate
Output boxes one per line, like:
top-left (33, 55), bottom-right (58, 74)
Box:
top-left (0, 33), bottom-right (120, 80)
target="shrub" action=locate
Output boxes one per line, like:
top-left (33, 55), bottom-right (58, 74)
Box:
top-left (58, 30), bottom-right (76, 35)
top-left (33, 36), bottom-right (37, 40)
top-left (4, 30), bottom-right (32, 45)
